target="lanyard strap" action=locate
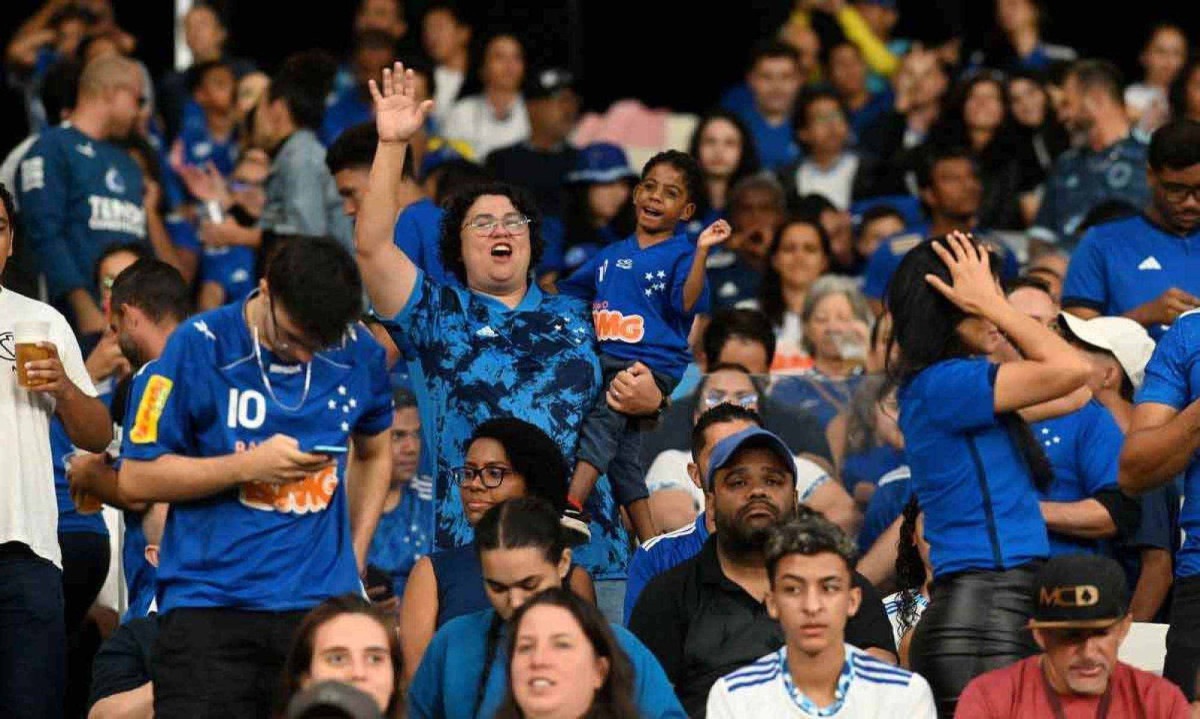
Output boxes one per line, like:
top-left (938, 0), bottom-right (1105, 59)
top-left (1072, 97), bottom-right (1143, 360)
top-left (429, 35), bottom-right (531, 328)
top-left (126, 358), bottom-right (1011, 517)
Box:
top-left (1040, 658), bottom-right (1112, 719)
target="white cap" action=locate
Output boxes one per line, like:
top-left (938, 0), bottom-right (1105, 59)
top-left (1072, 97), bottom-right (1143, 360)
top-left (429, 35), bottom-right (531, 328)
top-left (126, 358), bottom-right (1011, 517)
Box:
top-left (1059, 313), bottom-right (1156, 389)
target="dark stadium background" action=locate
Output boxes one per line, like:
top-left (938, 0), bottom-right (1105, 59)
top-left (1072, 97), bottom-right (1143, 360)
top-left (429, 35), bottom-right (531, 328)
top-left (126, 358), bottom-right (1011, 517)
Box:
top-left (0, 0), bottom-right (1193, 153)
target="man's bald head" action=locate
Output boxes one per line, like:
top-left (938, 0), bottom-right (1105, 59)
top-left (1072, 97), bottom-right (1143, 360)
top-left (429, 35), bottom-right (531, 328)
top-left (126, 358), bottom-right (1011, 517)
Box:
top-left (78, 55), bottom-right (141, 99)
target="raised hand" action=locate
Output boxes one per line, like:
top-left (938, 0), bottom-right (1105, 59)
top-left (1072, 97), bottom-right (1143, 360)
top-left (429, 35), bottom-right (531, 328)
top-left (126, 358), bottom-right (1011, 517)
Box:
top-left (697, 219), bottom-right (733, 250)
top-left (370, 61), bottom-right (435, 145)
top-left (923, 231), bottom-right (1003, 317)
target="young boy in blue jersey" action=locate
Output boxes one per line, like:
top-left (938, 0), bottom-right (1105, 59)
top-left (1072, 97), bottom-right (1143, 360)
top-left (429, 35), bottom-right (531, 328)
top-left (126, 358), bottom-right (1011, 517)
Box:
top-left (170, 60), bottom-right (239, 180)
top-left (115, 237), bottom-right (394, 718)
top-left (558, 150), bottom-right (731, 541)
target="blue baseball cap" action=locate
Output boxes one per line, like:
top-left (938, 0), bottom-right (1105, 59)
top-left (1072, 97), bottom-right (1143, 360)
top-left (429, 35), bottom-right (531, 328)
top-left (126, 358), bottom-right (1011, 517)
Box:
top-left (566, 142), bottom-right (637, 185)
top-left (705, 427), bottom-right (796, 491)
top-left (419, 138), bottom-right (475, 181)
top-left (855, 0), bottom-right (896, 8)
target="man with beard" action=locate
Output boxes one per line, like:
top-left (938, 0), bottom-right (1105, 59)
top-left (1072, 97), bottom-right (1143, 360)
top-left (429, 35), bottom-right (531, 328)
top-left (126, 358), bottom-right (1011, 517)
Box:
top-left (65, 258), bottom-right (189, 620)
top-left (1031, 60), bottom-right (1150, 250)
top-left (629, 426), bottom-right (895, 718)
top-left (1063, 119), bottom-right (1200, 340)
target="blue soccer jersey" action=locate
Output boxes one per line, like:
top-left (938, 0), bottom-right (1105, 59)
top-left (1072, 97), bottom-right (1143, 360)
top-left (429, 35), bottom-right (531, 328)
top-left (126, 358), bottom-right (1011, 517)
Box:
top-left (1031, 135), bottom-right (1150, 247)
top-left (1062, 215), bottom-right (1200, 339)
top-left (557, 234), bottom-right (710, 381)
top-left (16, 124), bottom-right (146, 301)
top-left (899, 357), bottom-right (1049, 578)
top-left (1033, 400), bottom-right (1122, 556)
top-left (121, 301), bottom-right (393, 612)
top-left (199, 245), bottom-right (257, 304)
top-left (1136, 311), bottom-right (1200, 578)
top-left (382, 273), bottom-right (627, 577)
top-left (176, 125), bottom-right (239, 179)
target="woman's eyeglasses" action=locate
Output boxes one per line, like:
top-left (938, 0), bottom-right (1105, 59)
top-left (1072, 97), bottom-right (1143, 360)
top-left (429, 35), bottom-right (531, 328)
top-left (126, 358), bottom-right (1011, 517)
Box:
top-left (463, 213), bottom-right (532, 236)
top-left (451, 464), bottom-right (514, 488)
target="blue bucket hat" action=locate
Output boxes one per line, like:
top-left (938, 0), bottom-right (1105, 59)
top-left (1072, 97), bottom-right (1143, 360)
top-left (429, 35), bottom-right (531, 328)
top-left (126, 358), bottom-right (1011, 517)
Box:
top-left (567, 142), bottom-right (637, 184)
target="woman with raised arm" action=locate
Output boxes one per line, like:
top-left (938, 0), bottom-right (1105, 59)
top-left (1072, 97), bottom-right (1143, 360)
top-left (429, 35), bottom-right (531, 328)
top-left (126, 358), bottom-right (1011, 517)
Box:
top-left (885, 231), bottom-right (1089, 715)
top-left (354, 63), bottom-right (665, 616)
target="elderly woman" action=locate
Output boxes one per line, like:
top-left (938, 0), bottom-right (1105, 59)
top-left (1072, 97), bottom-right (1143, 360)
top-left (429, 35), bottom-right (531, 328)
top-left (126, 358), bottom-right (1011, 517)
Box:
top-left (771, 275), bottom-right (873, 428)
top-left (354, 64), bottom-right (664, 615)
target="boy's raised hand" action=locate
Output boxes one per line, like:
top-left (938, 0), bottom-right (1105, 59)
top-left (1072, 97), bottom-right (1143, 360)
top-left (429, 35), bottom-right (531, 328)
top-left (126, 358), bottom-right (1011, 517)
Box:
top-left (697, 219), bottom-right (732, 250)
top-left (369, 61), bottom-right (435, 145)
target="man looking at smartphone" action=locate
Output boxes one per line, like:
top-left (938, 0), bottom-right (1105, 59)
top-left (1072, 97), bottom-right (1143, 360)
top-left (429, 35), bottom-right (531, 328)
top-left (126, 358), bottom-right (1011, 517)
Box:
top-left (116, 236), bottom-right (393, 719)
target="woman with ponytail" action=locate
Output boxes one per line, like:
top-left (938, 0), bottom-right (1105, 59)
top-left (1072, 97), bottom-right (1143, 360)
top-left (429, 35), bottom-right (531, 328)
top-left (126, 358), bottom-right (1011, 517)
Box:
top-left (405, 498), bottom-right (685, 719)
top-left (884, 231), bottom-right (1089, 716)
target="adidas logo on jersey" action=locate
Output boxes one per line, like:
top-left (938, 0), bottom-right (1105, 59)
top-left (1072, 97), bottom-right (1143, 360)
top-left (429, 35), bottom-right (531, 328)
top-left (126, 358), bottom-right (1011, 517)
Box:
top-left (1138, 256), bottom-right (1163, 271)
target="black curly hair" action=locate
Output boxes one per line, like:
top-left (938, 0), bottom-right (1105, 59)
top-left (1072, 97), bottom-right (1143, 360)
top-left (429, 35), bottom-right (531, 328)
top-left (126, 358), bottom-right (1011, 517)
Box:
top-left (438, 182), bottom-right (543, 286)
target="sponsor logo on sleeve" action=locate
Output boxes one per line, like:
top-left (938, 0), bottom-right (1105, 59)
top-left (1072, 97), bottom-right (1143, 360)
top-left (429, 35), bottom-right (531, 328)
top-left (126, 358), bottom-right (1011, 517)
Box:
top-left (129, 375), bottom-right (173, 444)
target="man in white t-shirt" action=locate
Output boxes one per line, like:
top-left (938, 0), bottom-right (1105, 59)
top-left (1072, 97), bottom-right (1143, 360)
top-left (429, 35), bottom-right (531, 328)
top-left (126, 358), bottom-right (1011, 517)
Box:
top-left (0, 183), bottom-right (113, 719)
top-left (707, 513), bottom-right (936, 718)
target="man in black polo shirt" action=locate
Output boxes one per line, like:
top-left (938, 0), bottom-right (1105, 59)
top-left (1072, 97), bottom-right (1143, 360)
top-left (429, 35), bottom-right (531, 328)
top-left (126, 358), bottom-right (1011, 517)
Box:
top-left (485, 67), bottom-right (580, 218)
top-left (629, 427), bottom-right (895, 717)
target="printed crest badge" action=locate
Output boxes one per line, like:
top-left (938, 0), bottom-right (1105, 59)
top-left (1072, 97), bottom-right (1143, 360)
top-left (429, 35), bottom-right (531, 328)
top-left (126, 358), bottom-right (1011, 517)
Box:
top-left (105, 167), bottom-right (126, 194)
top-left (616, 259), bottom-right (633, 269)
top-left (1106, 162), bottom-right (1132, 189)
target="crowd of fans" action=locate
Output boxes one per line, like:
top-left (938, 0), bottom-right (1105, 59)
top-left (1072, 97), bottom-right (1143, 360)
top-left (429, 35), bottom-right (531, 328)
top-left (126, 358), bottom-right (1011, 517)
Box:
top-left (4, 0), bottom-right (1200, 717)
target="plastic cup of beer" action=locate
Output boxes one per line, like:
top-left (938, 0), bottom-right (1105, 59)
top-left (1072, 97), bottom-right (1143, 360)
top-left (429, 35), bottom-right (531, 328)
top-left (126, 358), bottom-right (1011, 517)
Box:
top-left (65, 450), bottom-right (104, 514)
top-left (14, 321), bottom-right (51, 389)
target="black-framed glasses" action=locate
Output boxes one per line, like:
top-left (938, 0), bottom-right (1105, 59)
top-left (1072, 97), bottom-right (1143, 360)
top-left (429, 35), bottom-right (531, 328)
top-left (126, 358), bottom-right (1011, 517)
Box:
top-left (451, 464), bottom-right (514, 488)
top-left (1160, 182), bottom-right (1200, 204)
top-left (462, 213), bottom-right (531, 235)
top-left (268, 295), bottom-right (323, 355)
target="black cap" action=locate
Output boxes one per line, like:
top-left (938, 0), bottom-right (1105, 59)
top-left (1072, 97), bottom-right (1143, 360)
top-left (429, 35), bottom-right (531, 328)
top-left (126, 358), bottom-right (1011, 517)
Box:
top-left (286, 681), bottom-right (383, 719)
top-left (1028, 555), bottom-right (1130, 630)
top-left (524, 67), bottom-right (574, 100)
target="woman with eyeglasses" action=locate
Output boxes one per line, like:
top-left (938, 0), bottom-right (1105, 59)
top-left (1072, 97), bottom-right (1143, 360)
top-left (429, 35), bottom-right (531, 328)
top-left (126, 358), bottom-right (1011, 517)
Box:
top-left (407, 497), bottom-right (684, 719)
top-left (399, 418), bottom-right (596, 682)
top-left (359, 65), bottom-right (665, 626)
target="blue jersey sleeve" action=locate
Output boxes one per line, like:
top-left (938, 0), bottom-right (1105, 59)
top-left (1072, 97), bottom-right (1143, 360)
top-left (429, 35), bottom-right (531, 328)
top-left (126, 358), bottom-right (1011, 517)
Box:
top-left (1061, 229), bottom-right (1107, 312)
top-left (355, 335), bottom-right (394, 437)
top-left (539, 216), bottom-right (567, 275)
top-left (915, 358), bottom-right (998, 432)
top-left (121, 331), bottom-right (198, 462)
top-left (1137, 321), bottom-right (1194, 409)
top-left (623, 547), bottom-right (657, 626)
top-left (613, 625), bottom-right (689, 719)
top-left (1077, 403), bottom-right (1121, 495)
top-left (556, 251), bottom-right (603, 301)
top-left (17, 134), bottom-right (88, 298)
top-left (393, 204), bottom-right (427, 269)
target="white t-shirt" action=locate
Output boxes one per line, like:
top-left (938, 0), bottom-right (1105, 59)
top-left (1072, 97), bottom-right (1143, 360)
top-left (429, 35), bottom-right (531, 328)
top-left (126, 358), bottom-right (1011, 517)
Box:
top-left (442, 94), bottom-right (531, 160)
top-left (644, 449), bottom-right (831, 509)
top-left (795, 153), bottom-right (860, 210)
top-left (0, 288), bottom-right (97, 567)
top-left (432, 65), bottom-right (465, 127)
top-left (707, 644), bottom-right (936, 718)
